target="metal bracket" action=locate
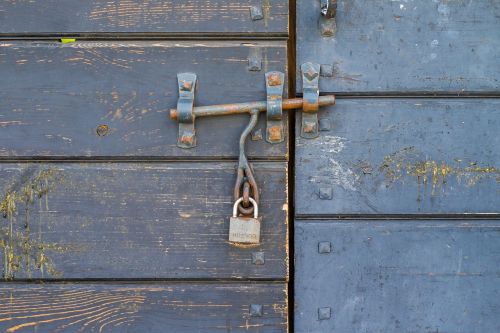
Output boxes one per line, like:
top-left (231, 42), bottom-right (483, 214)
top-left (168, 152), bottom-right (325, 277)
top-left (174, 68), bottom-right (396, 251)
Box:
top-left (176, 73), bottom-right (197, 148)
top-left (301, 62), bottom-right (321, 139)
top-left (265, 71), bottom-right (285, 143)
top-left (319, 0), bottom-right (337, 36)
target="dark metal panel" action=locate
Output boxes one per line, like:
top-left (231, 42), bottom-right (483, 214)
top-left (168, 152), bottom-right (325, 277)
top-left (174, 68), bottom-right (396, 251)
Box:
top-left (295, 99), bottom-right (500, 215)
top-left (0, 41), bottom-right (287, 159)
top-left (0, 283), bottom-right (287, 332)
top-left (0, 0), bottom-right (288, 35)
top-left (297, 0), bottom-right (500, 94)
top-left (0, 162), bottom-right (287, 280)
top-left (295, 220), bottom-right (500, 333)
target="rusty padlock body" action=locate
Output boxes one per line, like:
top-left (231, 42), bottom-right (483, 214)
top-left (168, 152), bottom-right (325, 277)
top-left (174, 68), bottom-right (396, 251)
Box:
top-left (229, 197), bottom-right (261, 244)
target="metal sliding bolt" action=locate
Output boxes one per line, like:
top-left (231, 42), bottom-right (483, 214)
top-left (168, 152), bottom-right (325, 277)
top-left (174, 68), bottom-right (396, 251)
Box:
top-left (170, 96), bottom-right (336, 120)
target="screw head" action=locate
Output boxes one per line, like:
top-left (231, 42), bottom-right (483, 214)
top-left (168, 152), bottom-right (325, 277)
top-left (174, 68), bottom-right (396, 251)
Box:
top-left (318, 307), bottom-right (331, 320)
top-left (318, 241), bottom-right (332, 254)
top-left (252, 252), bottom-right (265, 265)
top-left (250, 304), bottom-right (263, 317)
top-left (96, 124), bottom-right (109, 137)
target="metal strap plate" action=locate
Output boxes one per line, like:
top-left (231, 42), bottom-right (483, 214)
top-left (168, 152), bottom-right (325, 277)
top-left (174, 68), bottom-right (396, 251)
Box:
top-left (265, 71), bottom-right (285, 143)
top-left (301, 63), bottom-right (320, 139)
top-left (176, 73), bottom-right (197, 148)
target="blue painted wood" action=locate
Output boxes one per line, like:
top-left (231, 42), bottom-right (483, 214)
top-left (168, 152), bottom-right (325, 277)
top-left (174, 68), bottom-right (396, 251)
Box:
top-left (0, 162), bottom-right (287, 280)
top-left (0, 41), bottom-right (287, 159)
top-left (297, 0), bottom-right (500, 94)
top-left (0, 0), bottom-right (289, 35)
top-left (0, 283), bottom-right (287, 332)
top-left (295, 98), bottom-right (500, 215)
top-left (295, 220), bottom-right (500, 333)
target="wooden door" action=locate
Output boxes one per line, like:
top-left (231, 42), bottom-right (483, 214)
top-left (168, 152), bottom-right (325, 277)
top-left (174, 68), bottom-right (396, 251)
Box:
top-left (0, 2), bottom-right (289, 332)
top-left (294, 1), bottom-right (500, 332)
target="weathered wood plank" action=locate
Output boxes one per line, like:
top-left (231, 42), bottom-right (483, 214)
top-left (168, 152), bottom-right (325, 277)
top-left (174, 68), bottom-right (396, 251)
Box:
top-left (295, 220), bottom-right (500, 333)
top-left (295, 99), bottom-right (500, 215)
top-left (0, 283), bottom-right (287, 332)
top-left (297, 0), bottom-right (500, 94)
top-left (0, 41), bottom-right (288, 159)
top-left (0, 0), bottom-right (288, 35)
top-left (0, 162), bottom-right (287, 280)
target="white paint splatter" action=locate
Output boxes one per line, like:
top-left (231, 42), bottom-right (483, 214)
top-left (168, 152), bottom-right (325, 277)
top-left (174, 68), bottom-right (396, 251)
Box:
top-left (431, 39), bottom-right (439, 48)
top-left (298, 135), bottom-right (359, 191)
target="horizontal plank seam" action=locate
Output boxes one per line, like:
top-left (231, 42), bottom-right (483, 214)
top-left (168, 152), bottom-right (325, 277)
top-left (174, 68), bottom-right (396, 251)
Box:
top-left (297, 93), bottom-right (500, 98)
top-left (0, 33), bottom-right (288, 41)
top-left (0, 279), bottom-right (287, 284)
top-left (295, 214), bottom-right (500, 220)
top-left (0, 157), bottom-right (288, 163)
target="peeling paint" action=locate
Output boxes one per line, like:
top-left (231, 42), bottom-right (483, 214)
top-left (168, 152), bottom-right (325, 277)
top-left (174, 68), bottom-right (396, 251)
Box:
top-left (379, 147), bottom-right (499, 201)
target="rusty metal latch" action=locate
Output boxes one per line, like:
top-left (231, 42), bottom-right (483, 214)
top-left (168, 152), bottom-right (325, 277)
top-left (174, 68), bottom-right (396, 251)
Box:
top-left (301, 62), bottom-right (321, 138)
top-left (171, 67), bottom-right (335, 245)
top-left (171, 69), bottom-right (335, 147)
top-left (320, 0), bottom-right (337, 36)
top-left (265, 71), bottom-right (285, 143)
top-left (176, 73), bottom-right (197, 148)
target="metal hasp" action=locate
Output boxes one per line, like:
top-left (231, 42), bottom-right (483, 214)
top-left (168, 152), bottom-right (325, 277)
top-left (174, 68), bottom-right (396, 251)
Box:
top-left (301, 62), bottom-right (321, 139)
top-left (320, 0), bottom-right (337, 36)
top-left (176, 73), bottom-right (197, 148)
top-left (265, 71), bottom-right (285, 143)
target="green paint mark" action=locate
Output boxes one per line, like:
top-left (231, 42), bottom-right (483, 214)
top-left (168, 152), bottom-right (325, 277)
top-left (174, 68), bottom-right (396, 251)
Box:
top-left (60, 38), bottom-right (76, 44)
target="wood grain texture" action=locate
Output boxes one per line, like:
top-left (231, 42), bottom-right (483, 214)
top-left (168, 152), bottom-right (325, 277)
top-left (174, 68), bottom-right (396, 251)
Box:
top-left (295, 99), bottom-right (500, 215)
top-left (0, 0), bottom-right (288, 35)
top-left (297, 0), bottom-right (500, 94)
top-left (295, 220), bottom-right (500, 333)
top-left (0, 162), bottom-right (288, 280)
top-left (0, 41), bottom-right (288, 159)
top-left (0, 283), bottom-right (287, 332)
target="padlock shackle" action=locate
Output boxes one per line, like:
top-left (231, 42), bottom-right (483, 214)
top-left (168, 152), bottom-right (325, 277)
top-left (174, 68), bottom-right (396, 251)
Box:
top-left (233, 197), bottom-right (258, 218)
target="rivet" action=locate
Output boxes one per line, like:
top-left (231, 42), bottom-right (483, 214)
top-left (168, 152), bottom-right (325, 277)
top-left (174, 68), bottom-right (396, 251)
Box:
top-left (252, 252), bottom-right (265, 265)
top-left (268, 125), bottom-right (282, 141)
top-left (304, 67), bottom-right (319, 81)
top-left (319, 118), bottom-right (332, 131)
top-left (267, 73), bottom-right (282, 86)
top-left (250, 6), bottom-right (264, 21)
top-left (318, 307), bottom-right (331, 320)
top-left (180, 80), bottom-right (193, 91)
top-left (248, 57), bottom-right (262, 71)
top-left (96, 124), bottom-right (109, 137)
top-left (180, 133), bottom-right (195, 145)
top-left (320, 64), bottom-right (334, 77)
top-left (250, 304), bottom-right (263, 317)
top-left (318, 241), bottom-right (331, 254)
top-left (319, 187), bottom-right (333, 200)
top-left (303, 120), bottom-right (317, 134)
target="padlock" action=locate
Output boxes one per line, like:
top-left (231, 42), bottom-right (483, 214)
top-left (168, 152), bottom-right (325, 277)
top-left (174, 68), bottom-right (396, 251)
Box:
top-left (229, 197), bottom-right (261, 244)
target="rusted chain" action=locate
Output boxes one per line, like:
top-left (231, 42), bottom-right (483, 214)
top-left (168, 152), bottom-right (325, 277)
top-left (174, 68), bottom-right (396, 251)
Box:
top-left (234, 109), bottom-right (260, 215)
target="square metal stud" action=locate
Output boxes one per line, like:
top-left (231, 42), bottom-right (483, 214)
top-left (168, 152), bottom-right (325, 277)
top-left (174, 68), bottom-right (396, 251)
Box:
top-left (250, 304), bottom-right (263, 317)
top-left (319, 187), bottom-right (333, 200)
top-left (318, 241), bottom-right (332, 254)
top-left (318, 307), bottom-right (331, 320)
top-left (319, 118), bottom-right (332, 131)
top-left (250, 6), bottom-right (264, 21)
top-left (252, 252), bottom-right (265, 265)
